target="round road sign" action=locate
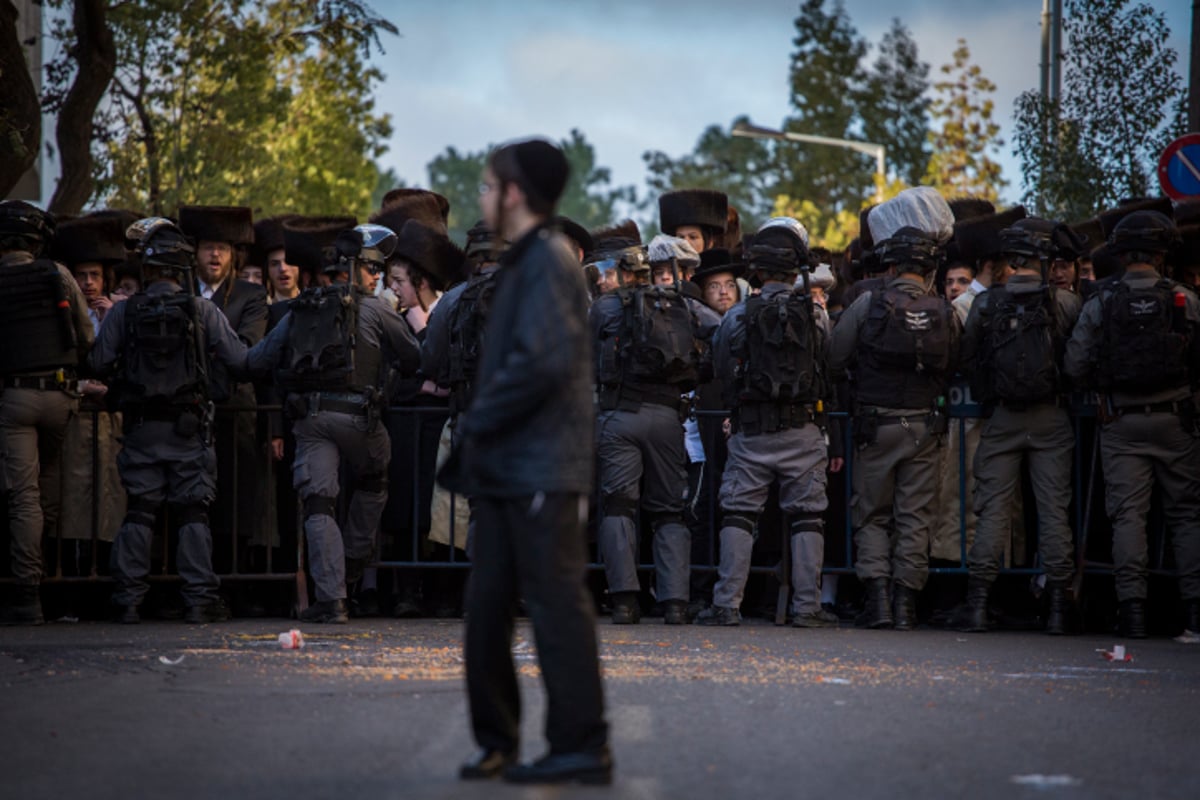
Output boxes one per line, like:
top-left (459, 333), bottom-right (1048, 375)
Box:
top-left (1159, 134), bottom-right (1200, 200)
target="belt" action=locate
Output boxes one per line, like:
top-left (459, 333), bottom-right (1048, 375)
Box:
top-left (875, 414), bottom-right (922, 426)
top-left (1116, 400), bottom-right (1184, 415)
top-left (995, 397), bottom-right (1064, 411)
top-left (316, 393), bottom-right (370, 416)
top-left (3, 375), bottom-right (79, 393)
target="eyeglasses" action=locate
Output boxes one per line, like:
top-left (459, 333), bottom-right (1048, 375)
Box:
top-left (478, 182), bottom-right (497, 195)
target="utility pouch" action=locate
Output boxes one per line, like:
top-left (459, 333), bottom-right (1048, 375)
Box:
top-left (175, 410), bottom-right (200, 439)
top-left (854, 411), bottom-right (879, 449)
top-left (926, 409), bottom-right (949, 437)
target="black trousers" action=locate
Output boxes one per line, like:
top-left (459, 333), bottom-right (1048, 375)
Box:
top-left (465, 492), bottom-right (608, 756)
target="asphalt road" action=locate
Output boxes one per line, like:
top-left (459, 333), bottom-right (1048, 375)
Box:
top-left (2, 617), bottom-right (1199, 800)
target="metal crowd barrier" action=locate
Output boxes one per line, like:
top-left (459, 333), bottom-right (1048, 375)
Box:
top-left (2, 389), bottom-right (1181, 598)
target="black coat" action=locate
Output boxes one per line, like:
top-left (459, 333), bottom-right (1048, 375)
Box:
top-left (448, 222), bottom-right (594, 497)
top-left (208, 277), bottom-right (268, 402)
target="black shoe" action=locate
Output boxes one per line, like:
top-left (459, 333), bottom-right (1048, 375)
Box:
top-left (892, 585), bottom-right (918, 631)
top-left (349, 589), bottom-right (380, 618)
top-left (1, 585), bottom-right (44, 626)
top-left (1045, 584), bottom-right (1074, 636)
top-left (184, 598), bottom-right (231, 624)
top-left (1185, 599), bottom-right (1200, 634)
top-left (459, 748), bottom-right (516, 780)
top-left (503, 748), bottom-right (613, 785)
top-left (663, 600), bottom-right (690, 625)
top-left (695, 605), bottom-right (741, 626)
top-left (855, 578), bottom-right (893, 629)
top-left (1118, 598), bottom-right (1147, 639)
top-left (300, 598), bottom-right (349, 624)
top-left (611, 592), bottom-right (640, 625)
top-left (792, 607), bottom-right (839, 628)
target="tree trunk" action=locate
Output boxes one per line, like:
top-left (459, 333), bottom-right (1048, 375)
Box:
top-left (48, 0), bottom-right (115, 216)
top-left (0, 0), bottom-right (40, 198)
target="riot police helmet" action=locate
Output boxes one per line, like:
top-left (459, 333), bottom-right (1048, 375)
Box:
top-left (335, 223), bottom-right (397, 275)
top-left (0, 200), bottom-right (55, 256)
top-left (873, 227), bottom-right (942, 275)
top-left (127, 217), bottom-right (195, 276)
top-left (1109, 210), bottom-right (1180, 254)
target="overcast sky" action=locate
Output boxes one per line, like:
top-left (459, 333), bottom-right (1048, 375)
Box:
top-left (370, 0), bottom-right (1190, 208)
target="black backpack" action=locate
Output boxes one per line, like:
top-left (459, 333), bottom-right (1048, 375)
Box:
top-left (975, 286), bottom-right (1060, 404)
top-left (733, 289), bottom-right (824, 407)
top-left (855, 287), bottom-right (955, 408)
top-left (1098, 279), bottom-right (1191, 393)
top-left (606, 285), bottom-right (699, 391)
top-left (447, 271), bottom-right (497, 402)
top-left (122, 292), bottom-right (207, 406)
top-left (0, 258), bottom-right (80, 375)
top-left (276, 285), bottom-right (360, 392)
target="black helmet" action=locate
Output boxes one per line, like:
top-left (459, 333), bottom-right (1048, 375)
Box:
top-left (0, 200), bottom-right (55, 256)
top-left (334, 223), bottom-right (396, 275)
top-left (127, 217), bottom-right (195, 275)
top-left (1109, 210), bottom-right (1180, 254)
top-left (750, 217), bottom-right (811, 274)
top-left (874, 226), bottom-right (942, 275)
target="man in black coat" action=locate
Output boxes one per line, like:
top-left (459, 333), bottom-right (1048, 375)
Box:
top-left (441, 138), bottom-right (610, 785)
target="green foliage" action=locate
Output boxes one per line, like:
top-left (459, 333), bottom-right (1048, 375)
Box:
top-left (43, 0), bottom-right (395, 218)
top-left (857, 19), bottom-right (930, 187)
top-left (924, 39), bottom-right (1005, 201)
top-left (1013, 0), bottom-right (1185, 218)
top-left (426, 129), bottom-right (636, 245)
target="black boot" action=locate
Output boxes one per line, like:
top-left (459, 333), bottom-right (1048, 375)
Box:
top-left (855, 578), bottom-right (893, 629)
top-left (892, 584), bottom-right (918, 631)
top-left (610, 592), bottom-right (640, 625)
top-left (1118, 598), bottom-right (1147, 639)
top-left (1045, 584), bottom-right (1073, 636)
top-left (962, 579), bottom-right (990, 633)
top-left (1, 585), bottom-right (44, 626)
top-left (1185, 599), bottom-right (1200, 634)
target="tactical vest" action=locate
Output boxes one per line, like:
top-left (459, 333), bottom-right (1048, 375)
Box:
top-left (121, 291), bottom-right (208, 408)
top-left (973, 286), bottom-right (1061, 405)
top-left (597, 284), bottom-right (698, 410)
top-left (0, 259), bottom-right (79, 375)
top-left (856, 286), bottom-right (954, 409)
top-left (446, 271), bottom-right (497, 414)
top-left (276, 285), bottom-right (381, 394)
top-left (1097, 279), bottom-right (1191, 393)
top-left (730, 289), bottom-right (825, 417)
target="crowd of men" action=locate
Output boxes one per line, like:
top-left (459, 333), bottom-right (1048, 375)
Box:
top-left (3, 167), bottom-right (1200, 642)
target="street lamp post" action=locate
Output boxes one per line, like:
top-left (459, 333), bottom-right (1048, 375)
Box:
top-left (731, 120), bottom-right (887, 200)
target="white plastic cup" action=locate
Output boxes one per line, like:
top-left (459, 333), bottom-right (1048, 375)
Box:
top-left (1112, 644), bottom-right (1125, 660)
top-left (278, 629), bottom-right (305, 650)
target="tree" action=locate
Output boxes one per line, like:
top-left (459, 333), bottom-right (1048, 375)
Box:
top-left (857, 18), bottom-right (930, 187)
top-left (1013, 0), bottom-right (1185, 218)
top-left (924, 39), bottom-right (1006, 201)
top-left (0, 0), bottom-right (40, 198)
top-left (41, 0), bottom-right (395, 217)
top-left (777, 0), bottom-right (871, 214)
top-left (427, 129), bottom-right (635, 245)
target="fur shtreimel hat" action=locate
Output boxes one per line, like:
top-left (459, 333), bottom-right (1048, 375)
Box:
top-left (948, 197), bottom-right (996, 222)
top-left (1171, 224), bottom-right (1200, 270)
top-left (51, 212), bottom-right (129, 267)
top-left (659, 189), bottom-right (728, 236)
top-left (590, 219), bottom-right (642, 253)
top-left (1068, 217), bottom-right (1105, 256)
top-left (372, 190), bottom-right (449, 236)
top-left (392, 220), bottom-right (465, 292)
top-left (177, 205), bottom-right (254, 246)
top-left (282, 216), bottom-right (356, 276)
top-left (952, 205), bottom-right (1028, 264)
top-left (1097, 196), bottom-right (1173, 239)
top-left (249, 215), bottom-right (296, 267)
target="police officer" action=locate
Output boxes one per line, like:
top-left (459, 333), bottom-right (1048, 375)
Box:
top-left (960, 219), bottom-right (1084, 634)
top-left (696, 217), bottom-right (835, 627)
top-left (589, 229), bottom-right (706, 625)
top-left (829, 187), bottom-right (960, 630)
top-left (86, 218), bottom-right (250, 623)
top-left (0, 202), bottom-right (94, 625)
top-left (1065, 210), bottom-right (1200, 638)
top-left (246, 222), bottom-right (420, 623)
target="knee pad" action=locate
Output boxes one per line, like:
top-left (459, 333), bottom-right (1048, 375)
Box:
top-left (355, 473), bottom-right (387, 494)
top-left (170, 503), bottom-right (209, 528)
top-left (124, 496), bottom-right (158, 529)
top-left (789, 512), bottom-right (825, 537)
top-left (303, 494), bottom-right (338, 519)
top-left (601, 493), bottom-right (638, 521)
top-left (651, 512), bottom-right (685, 532)
top-left (721, 512), bottom-right (759, 536)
